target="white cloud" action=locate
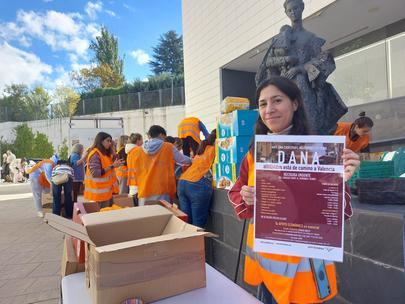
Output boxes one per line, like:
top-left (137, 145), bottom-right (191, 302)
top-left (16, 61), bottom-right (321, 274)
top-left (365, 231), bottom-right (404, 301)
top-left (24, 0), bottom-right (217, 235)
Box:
top-left (43, 0), bottom-right (54, 2)
top-left (123, 3), bottom-right (136, 13)
top-left (44, 11), bottom-right (81, 36)
top-left (130, 49), bottom-right (150, 65)
top-left (0, 42), bottom-right (52, 92)
top-left (105, 10), bottom-right (117, 17)
top-left (85, 1), bottom-right (103, 20)
top-left (86, 23), bottom-right (101, 39)
top-left (0, 9), bottom-right (95, 60)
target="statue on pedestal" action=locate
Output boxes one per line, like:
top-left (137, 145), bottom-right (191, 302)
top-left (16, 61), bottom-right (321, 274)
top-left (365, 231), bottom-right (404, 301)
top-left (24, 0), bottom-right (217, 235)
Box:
top-left (255, 0), bottom-right (347, 134)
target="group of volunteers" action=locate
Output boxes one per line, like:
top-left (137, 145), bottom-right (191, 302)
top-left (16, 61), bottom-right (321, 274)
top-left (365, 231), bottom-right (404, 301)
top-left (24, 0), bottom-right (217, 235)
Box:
top-left (26, 117), bottom-right (216, 229)
top-left (25, 74), bottom-right (373, 304)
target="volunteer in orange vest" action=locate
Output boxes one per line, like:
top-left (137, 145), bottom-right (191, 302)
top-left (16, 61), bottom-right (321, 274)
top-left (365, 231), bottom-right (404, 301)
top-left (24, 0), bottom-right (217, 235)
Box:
top-left (178, 129), bottom-right (216, 228)
top-left (228, 77), bottom-right (360, 304)
top-left (84, 132), bottom-right (124, 208)
top-left (334, 112), bottom-right (374, 153)
top-left (115, 135), bottom-right (129, 194)
top-left (178, 117), bottom-right (210, 157)
top-left (127, 125), bottom-right (191, 206)
top-left (25, 154), bottom-right (59, 218)
top-left (126, 133), bottom-right (143, 199)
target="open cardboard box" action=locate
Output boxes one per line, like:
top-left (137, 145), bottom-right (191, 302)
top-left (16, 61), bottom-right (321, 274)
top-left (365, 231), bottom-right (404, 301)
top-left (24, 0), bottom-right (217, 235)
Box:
top-left (61, 236), bottom-right (85, 277)
top-left (46, 205), bottom-right (211, 304)
top-left (71, 195), bottom-right (134, 263)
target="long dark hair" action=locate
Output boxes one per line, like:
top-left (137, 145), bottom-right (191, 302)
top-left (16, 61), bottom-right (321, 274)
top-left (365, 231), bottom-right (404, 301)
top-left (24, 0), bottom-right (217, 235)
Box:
top-left (250, 77), bottom-right (311, 153)
top-left (196, 129), bottom-right (216, 155)
top-left (91, 132), bottom-right (113, 156)
top-left (353, 111), bottom-right (373, 128)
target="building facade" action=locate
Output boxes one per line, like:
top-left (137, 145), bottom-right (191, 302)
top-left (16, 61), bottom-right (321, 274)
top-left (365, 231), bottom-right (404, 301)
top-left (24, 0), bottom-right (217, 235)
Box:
top-left (182, 0), bottom-right (405, 151)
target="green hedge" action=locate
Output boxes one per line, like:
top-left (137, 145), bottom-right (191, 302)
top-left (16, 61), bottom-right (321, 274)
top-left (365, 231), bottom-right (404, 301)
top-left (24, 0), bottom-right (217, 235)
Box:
top-left (81, 73), bottom-right (184, 99)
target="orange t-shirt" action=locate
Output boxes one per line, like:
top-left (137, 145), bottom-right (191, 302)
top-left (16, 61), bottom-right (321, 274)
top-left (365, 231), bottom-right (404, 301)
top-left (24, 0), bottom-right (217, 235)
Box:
top-left (180, 146), bottom-right (215, 182)
top-left (334, 122), bottom-right (370, 152)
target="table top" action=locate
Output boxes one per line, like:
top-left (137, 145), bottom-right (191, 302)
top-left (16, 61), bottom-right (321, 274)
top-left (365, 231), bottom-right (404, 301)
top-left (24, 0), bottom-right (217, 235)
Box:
top-left (62, 264), bottom-right (262, 304)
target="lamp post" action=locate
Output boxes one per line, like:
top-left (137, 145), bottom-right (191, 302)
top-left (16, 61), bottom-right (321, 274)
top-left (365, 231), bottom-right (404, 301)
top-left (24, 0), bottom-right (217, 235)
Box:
top-left (170, 74), bottom-right (174, 105)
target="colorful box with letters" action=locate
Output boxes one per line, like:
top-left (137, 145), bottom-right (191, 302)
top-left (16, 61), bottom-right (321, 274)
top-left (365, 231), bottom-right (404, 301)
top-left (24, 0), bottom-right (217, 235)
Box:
top-left (216, 162), bottom-right (241, 189)
top-left (217, 110), bottom-right (258, 138)
top-left (216, 136), bottom-right (250, 164)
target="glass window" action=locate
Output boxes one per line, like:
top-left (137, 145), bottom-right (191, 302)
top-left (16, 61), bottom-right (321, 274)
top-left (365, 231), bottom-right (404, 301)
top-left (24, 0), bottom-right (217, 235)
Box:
top-left (329, 42), bottom-right (389, 106)
top-left (389, 34), bottom-right (405, 98)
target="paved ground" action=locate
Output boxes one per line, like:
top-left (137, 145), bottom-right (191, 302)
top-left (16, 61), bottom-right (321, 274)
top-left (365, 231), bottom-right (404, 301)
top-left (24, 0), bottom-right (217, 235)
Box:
top-left (0, 183), bottom-right (63, 304)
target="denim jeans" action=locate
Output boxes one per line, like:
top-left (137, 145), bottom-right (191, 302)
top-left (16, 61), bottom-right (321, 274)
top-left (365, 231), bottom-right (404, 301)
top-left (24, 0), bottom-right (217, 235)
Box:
top-left (258, 283), bottom-right (277, 304)
top-left (177, 177), bottom-right (213, 228)
top-left (52, 177), bottom-right (73, 218)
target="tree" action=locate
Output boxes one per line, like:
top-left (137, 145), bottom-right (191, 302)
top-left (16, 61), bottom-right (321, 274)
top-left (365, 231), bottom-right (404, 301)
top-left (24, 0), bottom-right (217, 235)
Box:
top-left (13, 124), bottom-right (54, 158)
top-left (58, 138), bottom-right (69, 160)
top-left (51, 86), bottom-right (81, 118)
top-left (13, 124), bottom-right (35, 158)
top-left (90, 26), bottom-right (124, 77)
top-left (32, 132), bottom-right (54, 159)
top-left (149, 30), bottom-right (184, 75)
top-left (71, 27), bottom-right (125, 92)
top-left (0, 84), bottom-right (30, 121)
top-left (0, 85), bottom-right (50, 121)
top-left (26, 87), bottom-right (50, 120)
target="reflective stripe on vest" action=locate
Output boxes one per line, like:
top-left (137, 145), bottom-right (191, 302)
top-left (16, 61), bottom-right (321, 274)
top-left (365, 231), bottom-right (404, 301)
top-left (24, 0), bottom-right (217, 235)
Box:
top-left (244, 152), bottom-right (337, 304)
top-left (84, 148), bottom-right (114, 202)
top-left (178, 117), bottom-right (201, 144)
top-left (245, 245), bottom-right (298, 278)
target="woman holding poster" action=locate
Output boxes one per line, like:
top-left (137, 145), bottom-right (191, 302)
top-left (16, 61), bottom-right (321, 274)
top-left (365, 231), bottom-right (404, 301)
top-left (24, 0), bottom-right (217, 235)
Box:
top-left (228, 76), bottom-right (360, 304)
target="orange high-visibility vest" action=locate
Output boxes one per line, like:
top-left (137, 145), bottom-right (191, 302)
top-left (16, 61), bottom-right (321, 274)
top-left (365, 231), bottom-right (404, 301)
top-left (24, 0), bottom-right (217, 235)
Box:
top-left (126, 147), bottom-right (137, 187)
top-left (115, 147), bottom-right (128, 178)
top-left (84, 148), bottom-right (117, 202)
top-left (334, 122), bottom-right (370, 153)
top-left (244, 152), bottom-right (337, 304)
top-left (180, 146), bottom-right (215, 182)
top-left (26, 159), bottom-right (55, 188)
top-left (178, 117), bottom-right (201, 144)
top-left (130, 142), bottom-right (176, 199)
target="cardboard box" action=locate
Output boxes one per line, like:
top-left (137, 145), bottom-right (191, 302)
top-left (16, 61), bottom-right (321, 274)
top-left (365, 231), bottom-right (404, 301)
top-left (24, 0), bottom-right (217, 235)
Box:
top-left (216, 162), bottom-right (240, 189)
top-left (45, 206), bottom-right (209, 304)
top-left (220, 96), bottom-right (250, 114)
top-left (145, 200), bottom-right (188, 222)
top-left (61, 236), bottom-right (85, 277)
top-left (71, 196), bottom-right (134, 263)
top-left (217, 110), bottom-right (258, 138)
top-left (216, 136), bottom-right (250, 164)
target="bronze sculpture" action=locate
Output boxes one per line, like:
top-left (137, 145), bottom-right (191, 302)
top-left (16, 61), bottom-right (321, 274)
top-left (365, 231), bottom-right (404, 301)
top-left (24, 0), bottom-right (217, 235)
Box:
top-left (256, 0), bottom-right (347, 134)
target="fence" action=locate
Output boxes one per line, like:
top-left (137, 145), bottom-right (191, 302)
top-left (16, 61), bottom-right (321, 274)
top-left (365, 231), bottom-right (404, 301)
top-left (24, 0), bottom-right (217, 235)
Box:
top-left (75, 86), bottom-right (185, 115)
top-left (0, 87), bottom-right (185, 122)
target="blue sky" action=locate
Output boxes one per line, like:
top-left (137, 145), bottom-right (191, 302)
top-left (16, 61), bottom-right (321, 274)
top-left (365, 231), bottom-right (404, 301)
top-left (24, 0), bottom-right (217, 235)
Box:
top-left (0, 0), bottom-right (183, 92)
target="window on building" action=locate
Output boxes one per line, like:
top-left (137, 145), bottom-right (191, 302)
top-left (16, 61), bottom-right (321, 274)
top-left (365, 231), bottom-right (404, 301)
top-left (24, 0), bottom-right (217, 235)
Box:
top-left (389, 34), bottom-right (405, 98)
top-left (329, 41), bottom-right (389, 106)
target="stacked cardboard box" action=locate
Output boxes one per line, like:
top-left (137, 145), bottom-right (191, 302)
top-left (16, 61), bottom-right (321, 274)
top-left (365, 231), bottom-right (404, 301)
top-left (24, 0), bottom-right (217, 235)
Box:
top-left (214, 109), bottom-right (258, 189)
top-left (46, 205), bottom-right (211, 304)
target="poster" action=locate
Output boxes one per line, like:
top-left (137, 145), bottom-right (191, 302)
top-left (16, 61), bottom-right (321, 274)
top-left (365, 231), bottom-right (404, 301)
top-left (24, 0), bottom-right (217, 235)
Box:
top-left (254, 135), bottom-right (345, 262)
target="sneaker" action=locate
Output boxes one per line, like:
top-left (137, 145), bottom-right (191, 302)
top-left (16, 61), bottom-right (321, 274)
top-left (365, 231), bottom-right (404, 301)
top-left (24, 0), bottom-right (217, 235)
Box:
top-left (37, 211), bottom-right (44, 218)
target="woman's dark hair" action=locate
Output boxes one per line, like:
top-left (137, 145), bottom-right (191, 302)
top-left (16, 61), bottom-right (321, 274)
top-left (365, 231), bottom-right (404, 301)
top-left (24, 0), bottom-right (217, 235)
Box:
top-left (196, 129), bottom-right (217, 155)
top-left (353, 111), bottom-right (374, 128)
top-left (165, 136), bottom-right (175, 144)
top-left (250, 77), bottom-right (311, 153)
top-left (91, 132), bottom-right (113, 156)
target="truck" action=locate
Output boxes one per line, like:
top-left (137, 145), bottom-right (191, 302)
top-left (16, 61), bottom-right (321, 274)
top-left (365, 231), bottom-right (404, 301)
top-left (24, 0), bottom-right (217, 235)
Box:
top-left (69, 117), bottom-right (124, 149)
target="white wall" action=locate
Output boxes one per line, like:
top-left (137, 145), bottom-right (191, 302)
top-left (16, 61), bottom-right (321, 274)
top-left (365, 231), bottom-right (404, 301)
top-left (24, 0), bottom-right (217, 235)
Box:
top-left (0, 105), bottom-right (185, 151)
top-left (182, 0), bottom-right (335, 130)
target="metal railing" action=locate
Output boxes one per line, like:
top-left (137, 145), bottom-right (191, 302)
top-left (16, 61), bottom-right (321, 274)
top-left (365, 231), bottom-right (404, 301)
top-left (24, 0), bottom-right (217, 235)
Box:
top-left (75, 86), bottom-right (185, 115)
top-left (0, 87), bottom-right (185, 121)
